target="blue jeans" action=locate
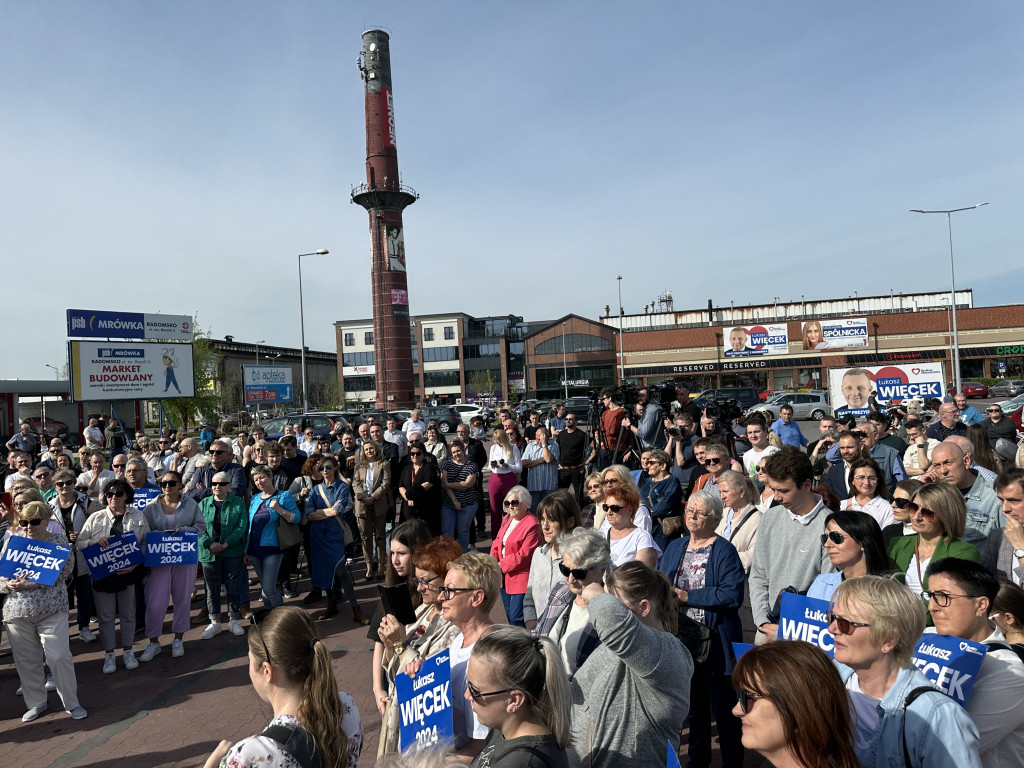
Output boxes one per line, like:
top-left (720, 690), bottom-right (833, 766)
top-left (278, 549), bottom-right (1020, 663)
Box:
top-left (530, 489), bottom-right (554, 506)
top-left (501, 588), bottom-right (525, 627)
top-left (441, 503), bottom-right (478, 552)
top-left (251, 552), bottom-right (283, 608)
top-left (203, 556), bottom-right (244, 620)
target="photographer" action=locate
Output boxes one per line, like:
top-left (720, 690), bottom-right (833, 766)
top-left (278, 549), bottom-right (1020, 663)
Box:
top-left (665, 413), bottom-right (701, 486)
top-left (622, 386), bottom-right (666, 450)
top-left (809, 429), bottom-right (840, 482)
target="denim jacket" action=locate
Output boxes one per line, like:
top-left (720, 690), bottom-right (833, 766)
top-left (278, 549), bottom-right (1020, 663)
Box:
top-left (834, 662), bottom-right (981, 768)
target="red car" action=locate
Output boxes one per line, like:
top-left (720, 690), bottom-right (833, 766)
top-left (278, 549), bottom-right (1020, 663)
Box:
top-left (960, 381), bottom-right (989, 398)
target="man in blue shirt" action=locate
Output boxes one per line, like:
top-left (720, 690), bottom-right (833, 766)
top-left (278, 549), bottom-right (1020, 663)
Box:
top-left (520, 426), bottom-right (560, 504)
top-left (771, 405), bottom-right (807, 448)
top-left (954, 394), bottom-right (985, 426)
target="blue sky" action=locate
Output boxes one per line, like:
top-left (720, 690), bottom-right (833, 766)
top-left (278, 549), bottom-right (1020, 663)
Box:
top-left (3, 2), bottom-right (1022, 380)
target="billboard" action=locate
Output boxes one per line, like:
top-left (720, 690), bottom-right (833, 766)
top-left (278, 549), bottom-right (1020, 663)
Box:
top-left (243, 366), bottom-right (293, 404)
top-left (69, 341), bottom-right (195, 401)
top-left (801, 318), bottom-right (869, 350)
top-left (67, 309), bottom-right (192, 341)
top-left (828, 363), bottom-right (945, 417)
top-left (723, 324), bottom-right (788, 358)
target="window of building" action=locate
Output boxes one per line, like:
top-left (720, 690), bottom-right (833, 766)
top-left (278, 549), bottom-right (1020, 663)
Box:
top-left (535, 333), bottom-right (613, 356)
top-left (342, 351), bottom-right (375, 367)
top-left (343, 375), bottom-right (376, 392)
top-left (444, 326), bottom-right (455, 340)
top-left (463, 343), bottom-right (501, 359)
top-left (424, 370), bottom-right (461, 388)
top-left (344, 333), bottom-right (355, 347)
top-left (423, 327), bottom-right (435, 342)
top-left (364, 331), bottom-right (374, 345)
top-left (422, 346), bottom-right (459, 363)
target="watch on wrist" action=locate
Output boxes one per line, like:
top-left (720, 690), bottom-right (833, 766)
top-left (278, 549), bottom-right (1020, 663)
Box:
top-left (1013, 548), bottom-right (1024, 559)
top-left (393, 642), bottom-right (405, 655)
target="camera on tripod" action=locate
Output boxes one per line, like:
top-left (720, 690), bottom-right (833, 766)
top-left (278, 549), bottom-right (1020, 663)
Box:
top-left (705, 397), bottom-right (743, 424)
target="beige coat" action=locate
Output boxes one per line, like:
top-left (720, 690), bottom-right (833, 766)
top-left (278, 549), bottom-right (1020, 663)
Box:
top-left (715, 503), bottom-right (761, 572)
top-left (352, 460), bottom-right (392, 517)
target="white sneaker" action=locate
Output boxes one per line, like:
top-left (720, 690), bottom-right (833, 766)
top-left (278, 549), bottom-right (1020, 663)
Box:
top-left (228, 619), bottom-right (245, 636)
top-left (202, 622), bottom-right (222, 640)
top-left (102, 652), bottom-right (116, 674)
top-left (79, 628), bottom-right (97, 643)
top-left (44, 674), bottom-right (57, 692)
top-left (139, 643), bottom-right (161, 662)
top-left (171, 639), bottom-right (185, 658)
top-left (16, 686), bottom-right (23, 696)
top-left (123, 649), bottom-right (139, 670)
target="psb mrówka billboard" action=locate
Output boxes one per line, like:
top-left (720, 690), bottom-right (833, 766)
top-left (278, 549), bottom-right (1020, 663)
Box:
top-left (722, 324), bottom-right (788, 358)
top-left (69, 342), bottom-right (195, 402)
top-left (828, 363), bottom-right (945, 417)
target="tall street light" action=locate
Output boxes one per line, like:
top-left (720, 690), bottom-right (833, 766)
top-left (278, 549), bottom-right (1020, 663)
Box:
top-left (909, 203), bottom-right (988, 394)
top-left (561, 321), bottom-right (568, 400)
top-left (298, 249), bottom-right (330, 412)
top-left (255, 340), bottom-right (265, 365)
top-left (616, 276), bottom-right (625, 383)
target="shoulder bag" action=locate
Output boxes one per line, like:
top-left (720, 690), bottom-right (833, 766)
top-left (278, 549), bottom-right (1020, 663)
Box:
top-left (273, 493), bottom-right (302, 550)
top-left (317, 485), bottom-right (354, 546)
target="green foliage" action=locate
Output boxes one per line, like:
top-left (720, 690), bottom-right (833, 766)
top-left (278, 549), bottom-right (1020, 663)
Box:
top-left (160, 327), bottom-right (221, 430)
top-left (467, 369), bottom-right (496, 399)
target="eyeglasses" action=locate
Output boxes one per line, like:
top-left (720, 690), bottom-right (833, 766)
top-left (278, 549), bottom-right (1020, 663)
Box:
top-left (687, 509), bottom-right (715, 519)
top-left (826, 611), bottom-right (870, 635)
top-left (756, 466), bottom-right (766, 473)
top-left (250, 607), bottom-right (273, 664)
top-left (503, 499), bottom-right (521, 508)
top-left (318, 465), bottom-right (336, 471)
top-left (601, 503), bottom-right (624, 513)
top-left (439, 585), bottom-right (478, 601)
top-left (209, 449), bottom-right (227, 455)
top-left (105, 490), bottom-right (126, 498)
top-left (158, 480), bottom-right (180, 488)
top-left (558, 562), bottom-right (594, 580)
top-left (821, 531), bottom-right (848, 546)
top-left (211, 481), bottom-right (230, 487)
top-left (158, 440), bottom-right (170, 445)
top-left (704, 458), bottom-right (722, 466)
top-left (904, 502), bottom-right (937, 521)
top-left (409, 451), bottom-right (424, 457)
top-left (987, 409), bottom-right (1001, 413)
top-left (55, 480), bottom-right (75, 488)
top-left (112, 463), bottom-right (126, 469)
top-left (893, 497), bottom-right (911, 509)
top-left (17, 517), bottom-right (44, 528)
top-left (736, 689), bottom-right (769, 714)
top-left (601, 478), bottom-right (620, 486)
top-left (466, 679), bottom-right (517, 704)
top-left (922, 590), bottom-right (983, 608)
top-left (852, 475), bottom-right (877, 483)
top-left (33, 473), bottom-right (52, 480)
top-left (412, 575), bottom-right (440, 588)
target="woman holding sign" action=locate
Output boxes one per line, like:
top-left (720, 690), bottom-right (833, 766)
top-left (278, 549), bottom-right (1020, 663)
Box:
top-left (829, 576), bottom-right (981, 768)
top-left (140, 471), bottom-right (205, 662)
top-left (78, 478), bottom-right (150, 675)
top-left (0, 500), bottom-right (86, 722)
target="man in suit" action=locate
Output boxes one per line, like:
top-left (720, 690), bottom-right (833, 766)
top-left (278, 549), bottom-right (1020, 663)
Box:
top-left (825, 431), bottom-right (865, 501)
top-left (983, 468), bottom-right (1024, 584)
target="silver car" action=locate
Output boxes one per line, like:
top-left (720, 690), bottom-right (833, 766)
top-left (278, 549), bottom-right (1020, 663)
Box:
top-left (989, 380), bottom-right (1024, 398)
top-left (746, 392), bottom-right (832, 421)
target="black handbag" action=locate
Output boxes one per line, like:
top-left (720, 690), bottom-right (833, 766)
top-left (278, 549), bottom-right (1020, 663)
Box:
top-left (677, 611), bottom-right (713, 665)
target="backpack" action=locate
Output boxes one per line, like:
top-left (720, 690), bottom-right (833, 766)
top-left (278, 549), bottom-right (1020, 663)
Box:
top-left (262, 722), bottom-right (320, 768)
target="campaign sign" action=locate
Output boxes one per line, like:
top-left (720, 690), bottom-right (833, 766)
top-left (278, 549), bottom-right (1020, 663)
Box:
top-left (911, 633), bottom-right (988, 706)
top-left (82, 532), bottom-right (145, 580)
top-left (0, 537), bottom-right (71, 585)
top-left (667, 740), bottom-right (682, 768)
top-left (778, 593), bottom-right (834, 657)
top-left (723, 324), bottom-right (788, 358)
top-left (828, 362), bottom-right (945, 418)
top-left (395, 649), bottom-right (454, 749)
top-left (731, 642), bottom-right (755, 661)
top-left (801, 317), bottom-right (868, 350)
top-left (145, 531), bottom-right (199, 567)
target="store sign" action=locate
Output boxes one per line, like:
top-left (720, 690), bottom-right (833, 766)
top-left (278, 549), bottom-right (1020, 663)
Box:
top-left (561, 379), bottom-right (590, 387)
top-left (69, 341), bottom-right (195, 402)
top-left (67, 309), bottom-right (193, 341)
top-left (723, 359), bottom-right (769, 371)
top-left (343, 365), bottom-right (376, 376)
top-left (244, 366), bottom-right (293, 404)
top-left (672, 363), bottom-right (717, 374)
top-left (996, 345), bottom-right (1024, 355)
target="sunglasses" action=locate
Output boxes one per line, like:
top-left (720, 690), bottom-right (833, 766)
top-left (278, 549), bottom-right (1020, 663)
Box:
top-left (987, 409), bottom-right (1001, 413)
top-left (159, 480), bottom-right (180, 488)
top-left (904, 501), bottom-right (937, 521)
top-left (704, 458), bottom-right (722, 465)
top-left (105, 490), bottom-right (126, 498)
top-left (209, 449), bottom-right (227, 455)
top-left (736, 689), bottom-right (768, 714)
top-left (820, 531), bottom-right (848, 546)
top-left (892, 497), bottom-right (911, 509)
top-left (826, 611), bottom-right (870, 635)
top-left (558, 562), bottom-right (593, 580)
top-left (112, 463), bottom-right (126, 469)
top-left (503, 499), bottom-right (521, 508)
top-left (318, 465), bottom-right (336, 471)
top-left (33, 473), bottom-right (51, 480)
top-left (250, 608), bottom-right (272, 663)
top-left (601, 503), bottom-right (624, 513)
top-left (55, 480), bottom-right (75, 488)
top-left (18, 517), bottom-right (44, 528)
top-left (211, 481), bottom-right (230, 487)
top-left (409, 451), bottom-right (424, 457)
top-left (466, 679), bottom-right (517, 704)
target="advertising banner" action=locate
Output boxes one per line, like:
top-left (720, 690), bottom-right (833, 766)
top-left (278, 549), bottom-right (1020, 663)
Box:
top-left (69, 342), bottom-right (195, 402)
top-left (382, 86), bottom-right (396, 148)
top-left (67, 309), bottom-right (193, 341)
top-left (392, 287), bottom-right (410, 322)
top-left (911, 633), bottom-right (988, 706)
top-left (778, 593), bottom-right (834, 657)
top-left (801, 318), bottom-right (869, 350)
top-left (828, 363), bottom-right (945, 418)
top-left (144, 531), bottom-right (199, 567)
top-left (723, 325), bottom-right (788, 358)
top-left (395, 649), bottom-right (454, 749)
top-left (82, 532), bottom-right (145, 580)
top-left (244, 366), bottom-right (293, 404)
top-left (0, 537), bottom-right (71, 585)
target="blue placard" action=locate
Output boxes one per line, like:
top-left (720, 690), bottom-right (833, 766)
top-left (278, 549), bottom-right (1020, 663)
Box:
top-left (731, 642), bottom-right (755, 661)
top-left (667, 740), bottom-right (681, 768)
top-left (779, 592), bottom-right (834, 657)
top-left (145, 530), bottom-right (199, 567)
top-left (82, 531), bottom-right (145, 580)
top-left (395, 649), bottom-right (454, 749)
top-left (911, 633), bottom-right (988, 706)
top-left (0, 537), bottom-right (72, 585)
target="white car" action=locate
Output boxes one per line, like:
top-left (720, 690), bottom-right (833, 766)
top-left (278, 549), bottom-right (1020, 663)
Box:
top-left (452, 403), bottom-right (493, 426)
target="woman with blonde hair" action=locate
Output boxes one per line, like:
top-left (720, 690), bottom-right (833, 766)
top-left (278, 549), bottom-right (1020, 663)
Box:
top-left (487, 427), bottom-right (521, 536)
top-left (802, 319), bottom-right (825, 350)
top-left (352, 440), bottom-right (392, 582)
top-left (579, 472), bottom-right (604, 529)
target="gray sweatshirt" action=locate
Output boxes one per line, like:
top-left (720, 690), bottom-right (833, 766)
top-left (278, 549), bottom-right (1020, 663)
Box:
top-left (569, 594), bottom-right (692, 768)
top-left (748, 497), bottom-right (834, 627)
top-left (523, 543), bottom-right (562, 623)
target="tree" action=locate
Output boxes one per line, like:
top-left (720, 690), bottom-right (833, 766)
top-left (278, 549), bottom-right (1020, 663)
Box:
top-left (161, 329), bottom-right (221, 431)
top-left (468, 369), bottom-right (496, 401)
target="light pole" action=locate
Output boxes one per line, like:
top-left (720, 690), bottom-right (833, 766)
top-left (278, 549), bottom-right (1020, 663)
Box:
top-left (255, 340), bottom-right (265, 365)
top-left (561, 322), bottom-right (568, 400)
top-left (45, 364), bottom-right (59, 380)
top-left (910, 203), bottom-right (988, 394)
top-left (616, 276), bottom-right (625, 383)
top-left (298, 249), bottom-right (330, 412)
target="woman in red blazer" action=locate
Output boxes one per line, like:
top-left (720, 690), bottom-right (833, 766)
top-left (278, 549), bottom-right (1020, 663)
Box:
top-left (489, 485), bottom-right (541, 627)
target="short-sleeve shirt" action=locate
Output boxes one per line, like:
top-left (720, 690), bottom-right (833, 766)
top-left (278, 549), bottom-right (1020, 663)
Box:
top-left (598, 522), bottom-right (662, 567)
top-left (449, 633), bottom-right (489, 748)
top-left (443, 460), bottom-right (479, 507)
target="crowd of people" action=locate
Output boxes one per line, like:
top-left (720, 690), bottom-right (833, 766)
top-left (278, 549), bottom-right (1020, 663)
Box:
top-left (2, 389), bottom-right (1024, 767)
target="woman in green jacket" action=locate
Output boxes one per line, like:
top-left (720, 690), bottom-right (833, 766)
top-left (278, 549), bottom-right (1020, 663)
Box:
top-left (888, 482), bottom-right (979, 598)
top-left (198, 470), bottom-right (249, 639)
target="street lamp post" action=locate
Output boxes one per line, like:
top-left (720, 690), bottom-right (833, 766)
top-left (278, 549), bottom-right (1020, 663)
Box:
top-left (255, 340), bottom-right (265, 366)
top-left (910, 203), bottom-right (988, 395)
top-left (616, 276), bottom-right (625, 383)
top-left (561, 322), bottom-right (568, 400)
top-left (298, 249), bottom-right (330, 412)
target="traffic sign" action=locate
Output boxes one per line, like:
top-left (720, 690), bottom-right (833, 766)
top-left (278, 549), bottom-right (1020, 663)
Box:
top-left (244, 365), bottom-right (293, 404)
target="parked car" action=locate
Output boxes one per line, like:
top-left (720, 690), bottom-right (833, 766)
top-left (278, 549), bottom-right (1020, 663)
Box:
top-left (452, 403), bottom-right (493, 427)
top-left (360, 409), bottom-right (405, 429)
top-left (261, 413), bottom-right (348, 441)
top-left (997, 400), bottom-right (1024, 433)
top-left (417, 406), bottom-right (462, 434)
top-left (959, 381), bottom-right (990, 398)
top-left (24, 417), bottom-right (71, 441)
top-left (746, 391), bottom-right (832, 421)
top-left (563, 396), bottom-right (593, 420)
top-left (692, 387), bottom-right (762, 412)
top-left (989, 380), bottom-right (1024, 398)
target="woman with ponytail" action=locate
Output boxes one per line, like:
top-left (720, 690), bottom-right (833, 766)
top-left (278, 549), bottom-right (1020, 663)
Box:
top-left (466, 626), bottom-right (571, 767)
top-left (204, 605), bottom-right (363, 768)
